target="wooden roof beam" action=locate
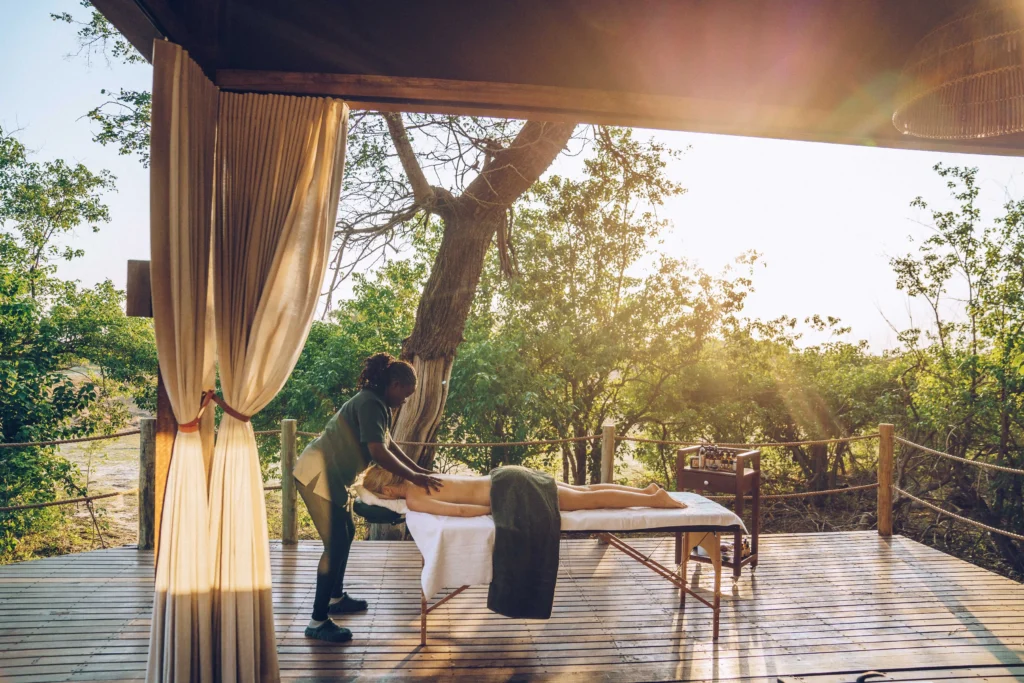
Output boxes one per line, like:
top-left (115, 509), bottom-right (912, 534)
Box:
top-left (215, 70), bottom-right (1024, 156)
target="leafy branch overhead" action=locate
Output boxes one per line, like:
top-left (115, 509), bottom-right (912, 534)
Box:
top-left (52, 2), bottom-right (151, 165)
top-left (51, 1), bottom-right (147, 67)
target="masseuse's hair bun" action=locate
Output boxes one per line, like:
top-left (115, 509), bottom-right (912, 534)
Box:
top-left (359, 352), bottom-right (416, 391)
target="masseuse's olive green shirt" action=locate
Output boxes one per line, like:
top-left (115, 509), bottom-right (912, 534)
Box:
top-left (293, 388), bottom-right (393, 502)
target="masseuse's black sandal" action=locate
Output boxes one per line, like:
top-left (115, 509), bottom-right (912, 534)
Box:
top-left (328, 593), bottom-right (368, 615)
top-left (304, 620), bottom-right (353, 643)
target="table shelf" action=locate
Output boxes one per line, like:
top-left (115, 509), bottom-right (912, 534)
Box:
top-left (675, 446), bottom-right (761, 579)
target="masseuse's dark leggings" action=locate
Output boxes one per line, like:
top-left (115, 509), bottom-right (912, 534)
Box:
top-left (296, 477), bottom-right (355, 621)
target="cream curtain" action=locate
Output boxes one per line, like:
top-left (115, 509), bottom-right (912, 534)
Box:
top-left (146, 41), bottom-right (218, 683)
top-left (207, 92), bottom-right (348, 683)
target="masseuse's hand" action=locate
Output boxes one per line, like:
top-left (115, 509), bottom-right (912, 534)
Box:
top-left (411, 472), bottom-right (443, 495)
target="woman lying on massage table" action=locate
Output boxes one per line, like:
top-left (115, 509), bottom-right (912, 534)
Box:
top-left (361, 465), bottom-right (687, 516)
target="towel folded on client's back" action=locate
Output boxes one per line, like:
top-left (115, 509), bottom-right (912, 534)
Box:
top-left (486, 466), bottom-right (561, 619)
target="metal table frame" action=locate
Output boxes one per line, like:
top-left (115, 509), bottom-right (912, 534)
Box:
top-left (418, 524), bottom-right (743, 645)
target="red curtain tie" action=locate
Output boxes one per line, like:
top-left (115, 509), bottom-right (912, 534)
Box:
top-left (178, 391), bottom-right (251, 432)
top-left (210, 393), bottom-right (251, 423)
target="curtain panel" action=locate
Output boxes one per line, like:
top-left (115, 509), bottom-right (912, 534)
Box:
top-left (146, 40), bottom-right (218, 683)
top-left (208, 92), bottom-right (348, 683)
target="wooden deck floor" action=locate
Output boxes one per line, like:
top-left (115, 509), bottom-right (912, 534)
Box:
top-left (2, 532), bottom-right (1024, 682)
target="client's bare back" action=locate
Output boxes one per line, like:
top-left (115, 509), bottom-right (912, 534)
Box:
top-left (401, 472), bottom-right (685, 516)
top-left (405, 473), bottom-right (491, 507)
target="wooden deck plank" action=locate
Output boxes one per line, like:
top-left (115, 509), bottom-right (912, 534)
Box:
top-left (1, 533), bottom-right (1023, 681)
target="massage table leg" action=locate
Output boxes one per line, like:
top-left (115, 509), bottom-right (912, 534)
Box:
top-left (678, 532), bottom-right (722, 639)
top-left (420, 591), bottom-right (427, 646)
top-left (709, 534), bottom-right (722, 640)
top-left (420, 584), bottom-right (471, 646)
top-left (679, 532), bottom-right (690, 610)
top-left (420, 556), bottom-right (427, 646)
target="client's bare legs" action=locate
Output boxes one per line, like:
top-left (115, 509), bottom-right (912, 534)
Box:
top-left (557, 482), bottom-right (661, 494)
top-left (557, 486), bottom-right (685, 511)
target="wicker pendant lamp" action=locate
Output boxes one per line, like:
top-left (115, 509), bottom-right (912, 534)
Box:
top-left (893, 0), bottom-right (1024, 139)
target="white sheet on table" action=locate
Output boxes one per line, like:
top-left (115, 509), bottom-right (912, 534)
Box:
top-left (404, 491), bottom-right (745, 598)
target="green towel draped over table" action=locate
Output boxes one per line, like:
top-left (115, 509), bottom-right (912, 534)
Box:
top-left (486, 466), bottom-right (561, 619)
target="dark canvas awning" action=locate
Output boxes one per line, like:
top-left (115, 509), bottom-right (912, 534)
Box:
top-left (94, 0), bottom-right (1024, 155)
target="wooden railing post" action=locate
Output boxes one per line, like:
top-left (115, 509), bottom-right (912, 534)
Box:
top-left (281, 419), bottom-right (298, 544)
top-left (138, 417), bottom-right (157, 551)
top-left (878, 423), bottom-right (894, 537)
top-left (601, 420), bottom-right (617, 484)
top-left (152, 373), bottom-right (176, 563)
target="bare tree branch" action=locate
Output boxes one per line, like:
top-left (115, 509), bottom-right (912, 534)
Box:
top-left (384, 113), bottom-right (434, 206)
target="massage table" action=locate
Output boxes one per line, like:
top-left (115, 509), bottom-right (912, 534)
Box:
top-left (355, 488), bottom-right (746, 643)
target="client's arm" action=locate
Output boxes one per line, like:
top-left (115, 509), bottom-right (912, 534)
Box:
top-left (408, 496), bottom-right (490, 518)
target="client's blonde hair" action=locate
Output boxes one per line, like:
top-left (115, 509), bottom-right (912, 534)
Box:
top-left (361, 464), bottom-right (406, 497)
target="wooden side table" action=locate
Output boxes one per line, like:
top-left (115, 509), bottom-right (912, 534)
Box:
top-left (674, 446), bottom-right (760, 579)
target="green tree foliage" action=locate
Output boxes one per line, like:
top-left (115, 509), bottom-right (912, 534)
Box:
top-left (889, 164), bottom-right (1024, 575)
top-left (456, 128), bottom-right (753, 484)
top-left (699, 317), bottom-right (900, 494)
top-left (0, 129), bottom-right (114, 296)
top-left (1, 230), bottom-right (95, 553)
top-left (85, 89), bottom-right (152, 166)
top-left (440, 320), bottom-right (553, 475)
top-left (252, 260), bottom-right (425, 474)
top-left (0, 127), bottom-right (156, 558)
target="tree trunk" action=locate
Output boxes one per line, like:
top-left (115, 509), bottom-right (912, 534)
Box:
top-left (809, 443), bottom-right (829, 508)
top-left (367, 120), bottom-right (574, 539)
top-left (573, 440), bottom-right (586, 485)
top-left (658, 424), bottom-right (672, 488)
top-left (392, 121), bottom-right (575, 467)
top-left (588, 441), bottom-right (601, 485)
top-left (367, 521), bottom-right (407, 541)
top-left (489, 417), bottom-right (506, 470)
top-left (393, 353), bottom-right (456, 463)
top-left (809, 444), bottom-right (828, 491)
top-left (829, 444), bottom-right (844, 489)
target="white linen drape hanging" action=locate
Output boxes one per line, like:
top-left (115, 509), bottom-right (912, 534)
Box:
top-left (207, 92), bottom-right (348, 683)
top-left (146, 40), bottom-right (218, 683)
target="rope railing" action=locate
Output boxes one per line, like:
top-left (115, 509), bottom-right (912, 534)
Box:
top-left (895, 437), bottom-right (1024, 476)
top-left (0, 489), bottom-right (139, 513)
top-left (0, 430), bottom-right (141, 449)
top-left (2, 483), bottom-right (284, 514)
top-left (894, 486), bottom-right (1024, 542)
top-left (705, 482), bottom-right (880, 502)
top-left (3, 426), bottom-right (877, 452)
top-left (395, 434), bottom-right (601, 448)
top-left (12, 419), bottom-right (1022, 547)
top-left (616, 433), bottom-right (880, 449)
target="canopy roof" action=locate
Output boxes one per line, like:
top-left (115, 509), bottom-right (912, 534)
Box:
top-left (95, 0), bottom-right (1024, 155)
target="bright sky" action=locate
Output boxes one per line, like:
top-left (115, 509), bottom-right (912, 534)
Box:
top-left (5, 1), bottom-right (1024, 351)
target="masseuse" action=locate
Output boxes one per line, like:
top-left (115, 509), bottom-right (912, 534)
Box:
top-left (293, 352), bottom-right (443, 643)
